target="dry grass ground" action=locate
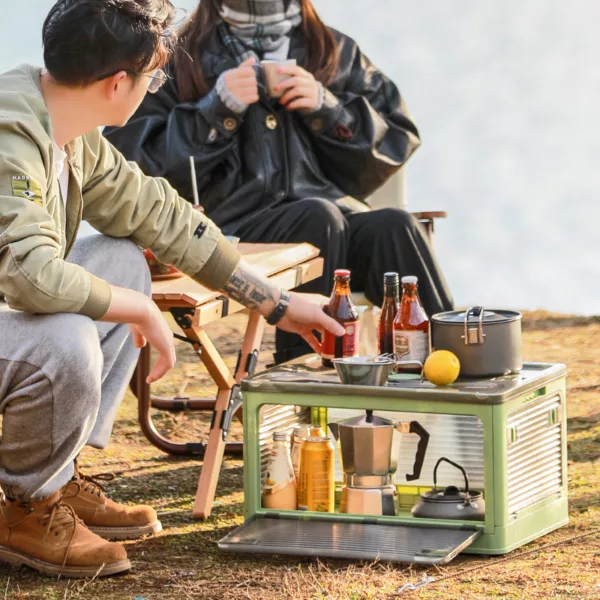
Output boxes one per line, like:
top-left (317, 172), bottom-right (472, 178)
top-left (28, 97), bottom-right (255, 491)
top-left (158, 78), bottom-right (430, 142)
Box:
top-left (0, 311), bottom-right (597, 599)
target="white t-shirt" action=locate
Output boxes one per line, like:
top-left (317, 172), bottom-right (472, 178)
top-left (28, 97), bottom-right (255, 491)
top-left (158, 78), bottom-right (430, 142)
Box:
top-left (53, 140), bottom-right (98, 238)
top-left (53, 140), bottom-right (69, 204)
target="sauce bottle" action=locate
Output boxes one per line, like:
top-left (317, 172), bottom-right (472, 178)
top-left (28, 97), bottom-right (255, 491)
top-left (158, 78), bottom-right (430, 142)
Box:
top-left (262, 432), bottom-right (297, 510)
top-left (378, 272), bottom-right (400, 356)
top-left (393, 275), bottom-right (429, 373)
top-left (321, 269), bottom-right (359, 368)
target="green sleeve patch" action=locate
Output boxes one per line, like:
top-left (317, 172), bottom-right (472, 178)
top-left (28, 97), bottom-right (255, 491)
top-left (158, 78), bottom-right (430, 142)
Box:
top-left (11, 175), bottom-right (43, 206)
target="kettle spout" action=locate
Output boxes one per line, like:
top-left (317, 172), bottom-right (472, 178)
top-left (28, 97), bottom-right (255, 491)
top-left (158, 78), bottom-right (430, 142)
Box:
top-left (328, 423), bottom-right (339, 440)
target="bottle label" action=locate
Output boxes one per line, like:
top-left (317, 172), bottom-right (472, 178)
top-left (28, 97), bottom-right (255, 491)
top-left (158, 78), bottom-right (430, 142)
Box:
top-left (263, 445), bottom-right (295, 495)
top-left (394, 330), bottom-right (428, 364)
top-left (322, 321), bottom-right (359, 360)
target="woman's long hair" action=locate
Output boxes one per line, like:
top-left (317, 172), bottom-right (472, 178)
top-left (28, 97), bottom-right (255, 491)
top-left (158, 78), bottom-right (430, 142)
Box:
top-left (174, 0), bottom-right (340, 102)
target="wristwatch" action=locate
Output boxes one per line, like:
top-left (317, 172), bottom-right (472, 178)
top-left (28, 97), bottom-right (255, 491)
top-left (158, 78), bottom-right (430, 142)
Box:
top-left (266, 290), bottom-right (291, 325)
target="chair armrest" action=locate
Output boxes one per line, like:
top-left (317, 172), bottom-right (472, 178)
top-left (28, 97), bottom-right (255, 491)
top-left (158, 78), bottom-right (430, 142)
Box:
top-left (411, 211), bottom-right (448, 220)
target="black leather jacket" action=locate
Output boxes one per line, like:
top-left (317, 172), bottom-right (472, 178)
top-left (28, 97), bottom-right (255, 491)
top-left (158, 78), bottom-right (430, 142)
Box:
top-left (105, 28), bottom-right (421, 233)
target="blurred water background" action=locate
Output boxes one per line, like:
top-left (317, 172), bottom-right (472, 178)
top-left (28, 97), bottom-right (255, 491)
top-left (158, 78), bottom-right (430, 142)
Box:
top-left (4, 0), bottom-right (599, 315)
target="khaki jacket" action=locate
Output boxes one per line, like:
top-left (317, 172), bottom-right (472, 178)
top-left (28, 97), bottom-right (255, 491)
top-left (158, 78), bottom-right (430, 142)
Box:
top-left (0, 65), bottom-right (240, 319)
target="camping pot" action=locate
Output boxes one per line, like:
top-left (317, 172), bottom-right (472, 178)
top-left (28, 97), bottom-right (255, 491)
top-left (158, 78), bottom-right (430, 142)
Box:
top-left (431, 307), bottom-right (522, 377)
top-left (328, 411), bottom-right (430, 481)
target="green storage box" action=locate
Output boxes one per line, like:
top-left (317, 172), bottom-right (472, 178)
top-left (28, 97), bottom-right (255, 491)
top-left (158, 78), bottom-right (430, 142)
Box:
top-left (219, 356), bottom-right (569, 564)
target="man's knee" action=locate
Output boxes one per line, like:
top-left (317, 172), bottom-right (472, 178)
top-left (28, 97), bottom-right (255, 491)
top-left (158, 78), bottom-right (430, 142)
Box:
top-left (101, 237), bottom-right (150, 295)
top-left (46, 317), bottom-right (104, 401)
top-left (71, 235), bottom-right (150, 295)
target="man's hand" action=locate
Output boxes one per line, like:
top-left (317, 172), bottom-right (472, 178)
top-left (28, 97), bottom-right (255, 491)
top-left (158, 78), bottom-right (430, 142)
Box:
top-left (221, 261), bottom-right (344, 353)
top-left (277, 292), bottom-right (344, 354)
top-left (275, 64), bottom-right (321, 112)
top-left (101, 286), bottom-right (176, 384)
top-left (223, 57), bottom-right (259, 105)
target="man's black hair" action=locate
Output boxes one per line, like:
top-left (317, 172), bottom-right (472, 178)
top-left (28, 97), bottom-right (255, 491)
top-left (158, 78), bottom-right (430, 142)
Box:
top-left (42, 0), bottom-right (177, 87)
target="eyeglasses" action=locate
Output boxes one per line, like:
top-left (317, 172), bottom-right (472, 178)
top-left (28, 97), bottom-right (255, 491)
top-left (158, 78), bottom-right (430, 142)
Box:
top-left (96, 68), bottom-right (169, 94)
top-left (142, 69), bottom-right (169, 94)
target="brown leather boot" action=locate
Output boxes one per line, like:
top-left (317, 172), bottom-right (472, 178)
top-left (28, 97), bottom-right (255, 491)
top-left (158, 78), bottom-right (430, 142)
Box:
top-left (0, 493), bottom-right (130, 578)
top-left (63, 465), bottom-right (162, 540)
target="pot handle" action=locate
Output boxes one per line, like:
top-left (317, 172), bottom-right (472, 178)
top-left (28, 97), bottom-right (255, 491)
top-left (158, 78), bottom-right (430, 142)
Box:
top-left (463, 306), bottom-right (485, 345)
top-left (404, 421), bottom-right (430, 482)
top-left (433, 457), bottom-right (470, 494)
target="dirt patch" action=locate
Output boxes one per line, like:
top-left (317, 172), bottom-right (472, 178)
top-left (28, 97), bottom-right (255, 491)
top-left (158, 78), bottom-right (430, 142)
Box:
top-left (0, 311), bottom-right (598, 599)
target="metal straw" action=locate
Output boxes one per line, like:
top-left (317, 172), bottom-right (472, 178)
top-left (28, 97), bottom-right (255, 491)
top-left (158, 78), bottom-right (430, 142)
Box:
top-left (189, 156), bottom-right (200, 206)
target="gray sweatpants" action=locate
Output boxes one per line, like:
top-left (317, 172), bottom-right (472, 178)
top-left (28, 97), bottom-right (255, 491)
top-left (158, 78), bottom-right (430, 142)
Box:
top-left (0, 235), bottom-right (150, 501)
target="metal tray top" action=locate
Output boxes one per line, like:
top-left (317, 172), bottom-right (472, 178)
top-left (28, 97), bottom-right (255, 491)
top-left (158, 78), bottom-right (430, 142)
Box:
top-left (241, 355), bottom-right (567, 405)
top-left (219, 515), bottom-right (482, 564)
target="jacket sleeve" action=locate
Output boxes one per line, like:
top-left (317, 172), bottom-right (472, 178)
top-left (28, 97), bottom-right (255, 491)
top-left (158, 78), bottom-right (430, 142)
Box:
top-left (0, 130), bottom-right (112, 318)
top-left (103, 78), bottom-right (241, 190)
top-left (300, 35), bottom-right (421, 201)
top-left (81, 129), bottom-right (241, 291)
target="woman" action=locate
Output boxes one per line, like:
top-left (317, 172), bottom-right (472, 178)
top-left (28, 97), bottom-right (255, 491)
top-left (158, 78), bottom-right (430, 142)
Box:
top-left (105, 0), bottom-right (453, 363)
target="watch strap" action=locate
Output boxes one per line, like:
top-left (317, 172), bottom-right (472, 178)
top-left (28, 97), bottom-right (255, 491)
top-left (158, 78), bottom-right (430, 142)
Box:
top-left (266, 290), bottom-right (290, 326)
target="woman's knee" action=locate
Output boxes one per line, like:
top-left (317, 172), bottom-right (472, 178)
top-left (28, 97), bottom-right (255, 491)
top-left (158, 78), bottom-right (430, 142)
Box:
top-left (299, 198), bottom-right (347, 233)
top-left (369, 208), bottom-right (416, 231)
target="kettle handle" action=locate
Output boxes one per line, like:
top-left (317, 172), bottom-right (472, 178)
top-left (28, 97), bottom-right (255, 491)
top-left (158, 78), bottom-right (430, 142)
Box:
top-left (405, 421), bottom-right (430, 482)
top-left (433, 457), bottom-right (470, 494)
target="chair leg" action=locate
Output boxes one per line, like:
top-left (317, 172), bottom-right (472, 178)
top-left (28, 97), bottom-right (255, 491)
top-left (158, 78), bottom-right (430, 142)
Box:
top-left (193, 311), bottom-right (266, 519)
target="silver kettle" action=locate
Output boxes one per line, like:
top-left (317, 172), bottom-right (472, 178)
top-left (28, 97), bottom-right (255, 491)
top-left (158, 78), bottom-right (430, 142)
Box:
top-left (411, 457), bottom-right (485, 521)
top-left (328, 410), bottom-right (430, 481)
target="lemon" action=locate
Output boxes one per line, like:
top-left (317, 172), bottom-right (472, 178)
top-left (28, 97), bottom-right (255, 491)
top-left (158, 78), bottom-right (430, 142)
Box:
top-left (423, 350), bottom-right (461, 386)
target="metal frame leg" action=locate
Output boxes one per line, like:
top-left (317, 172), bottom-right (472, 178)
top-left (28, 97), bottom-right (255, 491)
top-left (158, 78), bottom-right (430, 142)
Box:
top-left (134, 343), bottom-right (243, 457)
top-left (132, 312), bottom-right (265, 457)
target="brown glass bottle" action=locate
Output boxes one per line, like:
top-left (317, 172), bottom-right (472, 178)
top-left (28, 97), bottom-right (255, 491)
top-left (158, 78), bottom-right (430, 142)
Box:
top-left (393, 275), bottom-right (429, 373)
top-left (378, 272), bottom-right (400, 356)
top-left (322, 269), bottom-right (359, 368)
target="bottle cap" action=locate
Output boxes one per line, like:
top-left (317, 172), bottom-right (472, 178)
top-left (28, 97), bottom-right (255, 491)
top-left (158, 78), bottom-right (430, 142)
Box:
top-left (334, 269), bottom-right (351, 278)
top-left (401, 275), bottom-right (418, 285)
top-left (273, 431), bottom-right (288, 441)
top-left (384, 272), bottom-right (399, 285)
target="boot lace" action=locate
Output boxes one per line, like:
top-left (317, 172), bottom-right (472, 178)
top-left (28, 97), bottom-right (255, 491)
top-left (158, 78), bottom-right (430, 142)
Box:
top-left (78, 471), bottom-right (115, 498)
top-left (37, 484), bottom-right (84, 573)
top-left (73, 458), bottom-right (115, 498)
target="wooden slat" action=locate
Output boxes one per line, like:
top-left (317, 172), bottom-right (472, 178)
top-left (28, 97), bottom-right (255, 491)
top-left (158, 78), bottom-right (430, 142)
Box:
top-left (151, 243), bottom-right (320, 307)
top-left (412, 211), bottom-right (448, 220)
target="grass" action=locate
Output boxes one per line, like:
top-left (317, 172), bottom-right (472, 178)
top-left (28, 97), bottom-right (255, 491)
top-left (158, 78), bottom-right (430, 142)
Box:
top-left (0, 311), bottom-right (598, 599)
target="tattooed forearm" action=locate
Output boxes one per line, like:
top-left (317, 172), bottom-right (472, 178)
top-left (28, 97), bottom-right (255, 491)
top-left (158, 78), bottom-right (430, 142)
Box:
top-left (222, 260), bottom-right (279, 315)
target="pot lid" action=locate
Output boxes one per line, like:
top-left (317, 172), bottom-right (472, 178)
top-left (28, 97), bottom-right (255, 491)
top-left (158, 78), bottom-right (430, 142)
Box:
top-left (420, 486), bottom-right (483, 504)
top-left (431, 307), bottom-right (522, 325)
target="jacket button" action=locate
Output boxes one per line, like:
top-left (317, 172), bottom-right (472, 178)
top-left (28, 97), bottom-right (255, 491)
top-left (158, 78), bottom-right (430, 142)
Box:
top-left (310, 118), bottom-right (324, 132)
top-left (207, 128), bottom-right (218, 142)
top-left (265, 114), bottom-right (278, 130)
top-left (223, 117), bottom-right (237, 131)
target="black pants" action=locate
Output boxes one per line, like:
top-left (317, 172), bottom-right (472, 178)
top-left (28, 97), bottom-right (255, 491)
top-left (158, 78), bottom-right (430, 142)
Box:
top-left (235, 199), bottom-right (454, 363)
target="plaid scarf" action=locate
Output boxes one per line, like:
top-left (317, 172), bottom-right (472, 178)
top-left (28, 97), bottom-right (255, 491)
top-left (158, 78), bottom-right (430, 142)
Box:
top-left (215, 0), bottom-right (302, 63)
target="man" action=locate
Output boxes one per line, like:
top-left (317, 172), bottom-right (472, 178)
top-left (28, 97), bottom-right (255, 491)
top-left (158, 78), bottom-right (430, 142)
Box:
top-left (0, 0), bottom-right (343, 579)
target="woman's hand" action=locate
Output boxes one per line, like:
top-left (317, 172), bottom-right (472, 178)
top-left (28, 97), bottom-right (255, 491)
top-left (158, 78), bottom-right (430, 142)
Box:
top-left (223, 57), bottom-right (259, 105)
top-left (275, 64), bottom-right (321, 112)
